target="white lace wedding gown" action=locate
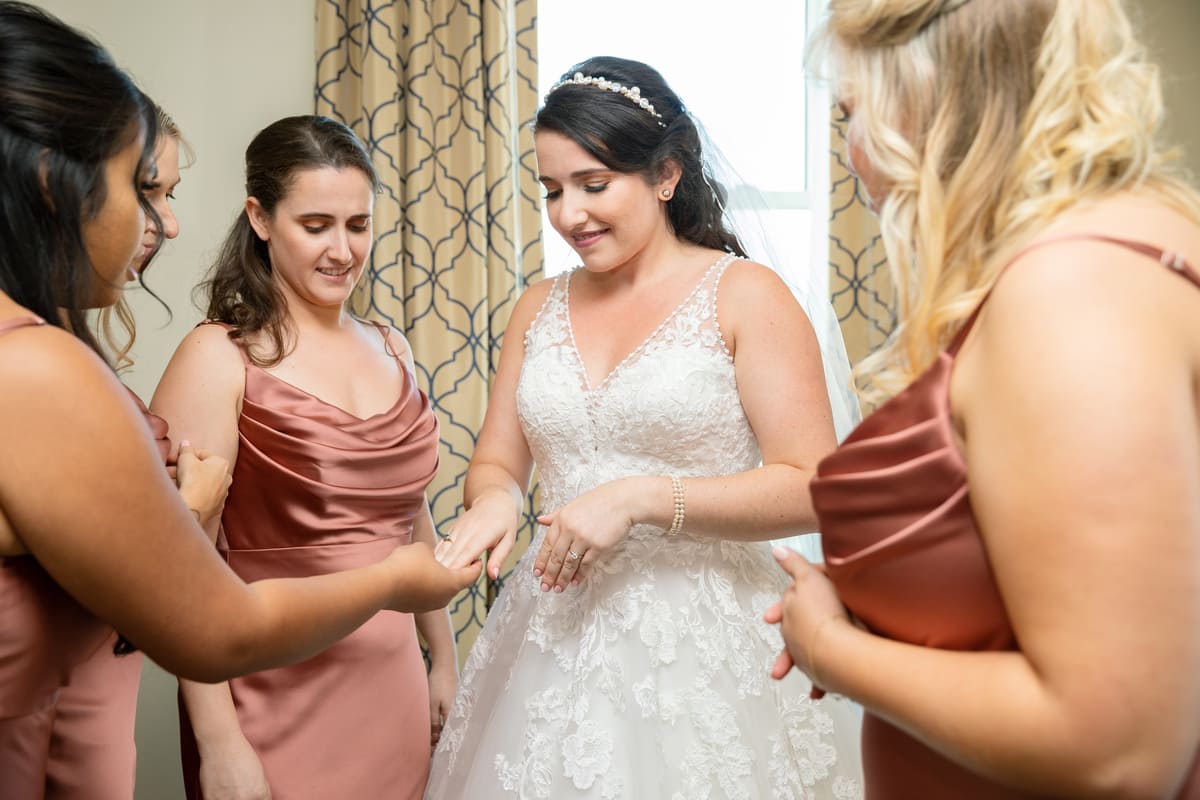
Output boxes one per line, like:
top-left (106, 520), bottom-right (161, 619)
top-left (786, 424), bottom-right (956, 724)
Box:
top-left (426, 254), bottom-right (863, 799)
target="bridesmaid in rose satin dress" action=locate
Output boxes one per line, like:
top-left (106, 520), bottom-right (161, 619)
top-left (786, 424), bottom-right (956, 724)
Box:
top-left (766, 0), bottom-right (1200, 797)
top-left (0, 10), bottom-right (478, 797)
top-left (43, 105), bottom-right (193, 800)
top-left (154, 115), bottom-right (458, 800)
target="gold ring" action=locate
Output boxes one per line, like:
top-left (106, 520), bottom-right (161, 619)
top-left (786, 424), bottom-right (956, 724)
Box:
top-left (567, 550), bottom-right (581, 560)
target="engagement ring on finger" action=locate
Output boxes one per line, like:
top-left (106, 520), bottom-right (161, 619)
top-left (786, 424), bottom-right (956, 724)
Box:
top-left (567, 550), bottom-right (581, 560)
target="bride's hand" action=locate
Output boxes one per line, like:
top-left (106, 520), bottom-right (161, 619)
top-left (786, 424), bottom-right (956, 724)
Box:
top-left (533, 478), bottom-right (639, 592)
top-left (435, 488), bottom-right (521, 580)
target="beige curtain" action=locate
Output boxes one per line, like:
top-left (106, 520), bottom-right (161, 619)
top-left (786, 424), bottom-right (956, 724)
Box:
top-left (828, 112), bottom-right (895, 376)
top-left (315, 0), bottom-right (542, 663)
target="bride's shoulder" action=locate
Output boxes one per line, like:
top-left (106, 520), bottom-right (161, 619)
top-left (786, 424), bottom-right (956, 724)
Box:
top-left (717, 257), bottom-right (796, 311)
top-left (504, 275), bottom-right (560, 337)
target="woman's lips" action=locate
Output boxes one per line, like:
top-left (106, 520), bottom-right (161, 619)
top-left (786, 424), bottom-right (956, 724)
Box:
top-left (316, 266), bottom-right (354, 280)
top-left (571, 229), bottom-right (608, 248)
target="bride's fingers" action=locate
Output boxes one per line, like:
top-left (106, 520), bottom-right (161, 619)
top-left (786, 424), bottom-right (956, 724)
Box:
top-left (532, 522), bottom-right (557, 579)
top-left (487, 530), bottom-right (517, 581)
top-left (553, 544), bottom-right (585, 591)
top-left (540, 539), bottom-right (570, 591)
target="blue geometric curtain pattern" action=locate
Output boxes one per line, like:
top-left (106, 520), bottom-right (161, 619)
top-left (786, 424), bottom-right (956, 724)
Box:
top-left (315, 0), bottom-right (543, 664)
top-left (828, 112), bottom-right (896, 376)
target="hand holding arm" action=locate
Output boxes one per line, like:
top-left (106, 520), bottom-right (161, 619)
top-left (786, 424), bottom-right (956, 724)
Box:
top-left (175, 442), bottom-right (232, 528)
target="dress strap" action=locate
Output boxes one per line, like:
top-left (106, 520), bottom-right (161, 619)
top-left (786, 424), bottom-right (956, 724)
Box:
top-left (0, 315), bottom-right (47, 336)
top-left (946, 233), bottom-right (1200, 355)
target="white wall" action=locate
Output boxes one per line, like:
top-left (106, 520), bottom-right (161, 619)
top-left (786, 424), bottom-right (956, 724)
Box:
top-left (29, 2), bottom-right (314, 796)
top-left (1137, 0), bottom-right (1200, 179)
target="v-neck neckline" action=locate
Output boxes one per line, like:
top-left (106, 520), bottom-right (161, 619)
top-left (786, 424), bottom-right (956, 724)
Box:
top-left (563, 253), bottom-right (734, 393)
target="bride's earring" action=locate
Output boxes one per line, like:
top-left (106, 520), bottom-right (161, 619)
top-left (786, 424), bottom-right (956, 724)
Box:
top-left (661, 188), bottom-right (673, 200)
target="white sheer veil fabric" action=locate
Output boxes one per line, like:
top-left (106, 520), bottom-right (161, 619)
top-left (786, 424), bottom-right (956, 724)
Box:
top-left (699, 121), bottom-right (862, 561)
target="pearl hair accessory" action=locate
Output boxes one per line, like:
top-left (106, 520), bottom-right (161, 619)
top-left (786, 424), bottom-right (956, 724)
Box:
top-left (546, 73), bottom-right (668, 127)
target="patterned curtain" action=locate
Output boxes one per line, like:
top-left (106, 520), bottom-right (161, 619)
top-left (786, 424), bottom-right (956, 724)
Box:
top-left (314, 0), bottom-right (543, 663)
top-left (827, 112), bottom-right (895, 389)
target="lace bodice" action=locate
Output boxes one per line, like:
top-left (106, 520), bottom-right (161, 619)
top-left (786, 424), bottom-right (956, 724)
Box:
top-left (428, 253), bottom-right (862, 799)
top-left (518, 253), bottom-right (760, 514)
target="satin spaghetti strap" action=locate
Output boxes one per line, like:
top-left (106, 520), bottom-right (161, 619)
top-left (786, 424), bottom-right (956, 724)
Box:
top-left (0, 316), bottom-right (46, 335)
top-left (946, 233), bottom-right (1200, 356)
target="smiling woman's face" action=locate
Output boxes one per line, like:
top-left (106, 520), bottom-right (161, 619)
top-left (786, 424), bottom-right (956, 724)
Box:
top-left (133, 134), bottom-right (182, 271)
top-left (535, 130), bottom-right (671, 273)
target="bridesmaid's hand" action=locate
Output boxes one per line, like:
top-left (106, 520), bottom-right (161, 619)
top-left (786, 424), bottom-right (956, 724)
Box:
top-left (533, 478), bottom-right (640, 592)
top-left (197, 734), bottom-right (272, 800)
top-left (384, 541), bottom-right (482, 612)
top-left (176, 441), bottom-right (232, 526)
top-left (427, 659), bottom-right (458, 749)
top-left (435, 487), bottom-right (521, 580)
top-left (764, 546), bottom-right (851, 700)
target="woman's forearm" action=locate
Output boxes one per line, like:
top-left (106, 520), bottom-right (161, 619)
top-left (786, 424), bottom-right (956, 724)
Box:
top-left (816, 622), bottom-right (1189, 797)
top-left (179, 679), bottom-right (245, 749)
top-left (416, 607), bottom-right (456, 668)
top-left (621, 464), bottom-right (816, 542)
top-left (463, 462), bottom-right (526, 512)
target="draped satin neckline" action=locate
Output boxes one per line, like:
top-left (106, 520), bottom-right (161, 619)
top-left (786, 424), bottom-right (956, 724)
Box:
top-left (248, 362), bottom-right (409, 424)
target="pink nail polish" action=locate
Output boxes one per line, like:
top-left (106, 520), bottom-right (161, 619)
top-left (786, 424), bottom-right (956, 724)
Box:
top-left (554, 585), bottom-right (563, 593)
top-left (540, 582), bottom-right (549, 592)
top-left (533, 568), bottom-right (543, 577)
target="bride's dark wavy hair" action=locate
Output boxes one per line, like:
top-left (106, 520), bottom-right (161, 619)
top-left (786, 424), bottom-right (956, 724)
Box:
top-left (0, 1), bottom-right (161, 358)
top-left (536, 56), bottom-right (747, 257)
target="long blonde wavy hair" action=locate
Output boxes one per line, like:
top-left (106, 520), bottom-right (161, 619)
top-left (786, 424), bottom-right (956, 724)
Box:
top-left (95, 105), bottom-right (193, 372)
top-left (817, 0), bottom-right (1200, 400)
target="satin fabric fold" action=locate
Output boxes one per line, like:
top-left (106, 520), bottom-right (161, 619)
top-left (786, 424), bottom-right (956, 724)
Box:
top-left (0, 317), bottom-right (115, 799)
top-left (44, 390), bottom-right (170, 800)
top-left (811, 237), bottom-right (1200, 798)
top-left (179, 323), bottom-right (441, 800)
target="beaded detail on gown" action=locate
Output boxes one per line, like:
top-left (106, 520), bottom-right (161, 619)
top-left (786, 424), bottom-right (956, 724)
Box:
top-left (427, 255), bottom-right (862, 799)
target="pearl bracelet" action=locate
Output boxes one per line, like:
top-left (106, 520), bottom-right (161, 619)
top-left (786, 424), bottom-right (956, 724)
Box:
top-left (665, 476), bottom-right (685, 536)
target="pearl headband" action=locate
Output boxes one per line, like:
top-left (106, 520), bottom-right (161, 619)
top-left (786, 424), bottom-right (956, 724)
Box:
top-left (545, 73), bottom-right (667, 127)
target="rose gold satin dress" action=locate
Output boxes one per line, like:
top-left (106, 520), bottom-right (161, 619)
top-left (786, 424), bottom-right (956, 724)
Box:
top-left (811, 236), bottom-right (1200, 799)
top-left (43, 390), bottom-right (170, 800)
top-left (179, 324), bottom-right (441, 800)
top-left (0, 316), bottom-right (155, 800)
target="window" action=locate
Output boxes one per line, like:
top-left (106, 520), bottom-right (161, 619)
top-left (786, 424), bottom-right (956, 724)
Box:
top-left (535, 0), bottom-right (830, 296)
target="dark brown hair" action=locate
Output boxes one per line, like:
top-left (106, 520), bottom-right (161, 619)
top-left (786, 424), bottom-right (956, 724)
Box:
top-left (204, 115), bottom-right (378, 365)
top-left (536, 56), bottom-right (746, 257)
top-left (0, 1), bottom-right (160, 357)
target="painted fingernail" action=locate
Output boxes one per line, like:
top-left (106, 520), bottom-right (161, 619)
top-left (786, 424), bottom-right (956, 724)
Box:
top-left (540, 582), bottom-right (549, 592)
top-left (554, 585), bottom-right (563, 593)
top-left (180, 439), bottom-right (191, 448)
top-left (533, 568), bottom-right (543, 577)
top-left (772, 546), bottom-right (790, 561)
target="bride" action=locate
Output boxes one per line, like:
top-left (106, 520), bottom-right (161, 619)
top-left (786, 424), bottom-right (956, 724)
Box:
top-left (429, 56), bottom-right (862, 799)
